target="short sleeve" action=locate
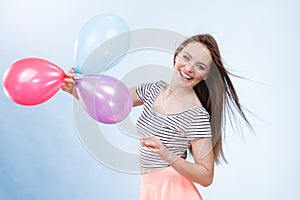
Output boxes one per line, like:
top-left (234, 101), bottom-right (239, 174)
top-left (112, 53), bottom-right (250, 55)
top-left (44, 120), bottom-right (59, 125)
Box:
top-left (135, 82), bottom-right (155, 103)
top-left (136, 81), bottom-right (166, 103)
top-left (186, 110), bottom-right (212, 139)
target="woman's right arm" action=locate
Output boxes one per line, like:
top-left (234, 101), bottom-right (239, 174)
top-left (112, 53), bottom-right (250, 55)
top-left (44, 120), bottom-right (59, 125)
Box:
top-left (130, 86), bottom-right (143, 107)
top-left (61, 67), bottom-right (79, 100)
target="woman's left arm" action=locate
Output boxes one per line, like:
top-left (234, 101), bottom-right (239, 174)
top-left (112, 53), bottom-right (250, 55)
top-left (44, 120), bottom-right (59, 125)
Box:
top-left (140, 137), bottom-right (214, 187)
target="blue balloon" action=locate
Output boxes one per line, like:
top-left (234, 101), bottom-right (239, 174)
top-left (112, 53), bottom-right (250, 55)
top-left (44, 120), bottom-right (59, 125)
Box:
top-left (74, 14), bottom-right (130, 74)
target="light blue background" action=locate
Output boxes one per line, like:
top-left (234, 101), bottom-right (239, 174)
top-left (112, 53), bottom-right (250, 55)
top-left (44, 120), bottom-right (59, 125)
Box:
top-left (1, 0), bottom-right (299, 199)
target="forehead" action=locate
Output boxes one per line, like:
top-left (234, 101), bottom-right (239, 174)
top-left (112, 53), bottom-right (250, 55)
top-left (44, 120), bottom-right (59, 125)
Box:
top-left (182, 42), bottom-right (212, 65)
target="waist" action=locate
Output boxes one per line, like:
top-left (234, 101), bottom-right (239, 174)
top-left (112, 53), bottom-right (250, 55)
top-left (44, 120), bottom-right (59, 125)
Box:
top-left (140, 167), bottom-right (168, 175)
top-left (140, 167), bottom-right (178, 184)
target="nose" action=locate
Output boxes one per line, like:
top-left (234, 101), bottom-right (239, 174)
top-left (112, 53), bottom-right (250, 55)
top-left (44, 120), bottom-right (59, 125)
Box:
top-left (184, 62), bottom-right (194, 72)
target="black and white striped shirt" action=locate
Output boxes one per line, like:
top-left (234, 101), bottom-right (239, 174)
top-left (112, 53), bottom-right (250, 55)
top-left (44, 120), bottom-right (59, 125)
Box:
top-left (136, 80), bottom-right (212, 168)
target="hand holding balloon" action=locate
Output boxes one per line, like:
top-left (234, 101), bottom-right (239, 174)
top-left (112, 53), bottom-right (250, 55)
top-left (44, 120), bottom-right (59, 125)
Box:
top-left (61, 67), bottom-right (79, 99)
top-left (2, 14), bottom-right (132, 124)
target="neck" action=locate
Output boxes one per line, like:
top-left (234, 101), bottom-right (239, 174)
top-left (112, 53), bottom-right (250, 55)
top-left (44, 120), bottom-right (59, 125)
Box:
top-left (165, 80), bottom-right (195, 98)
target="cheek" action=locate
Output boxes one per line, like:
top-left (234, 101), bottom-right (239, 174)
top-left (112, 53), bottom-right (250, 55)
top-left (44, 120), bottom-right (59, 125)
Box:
top-left (174, 56), bottom-right (184, 66)
top-left (203, 71), bottom-right (209, 79)
top-left (173, 60), bottom-right (181, 70)
top-left (196, 71), bottom-right (208, 80)
top-left (201, 68), bottom-right (211, 78)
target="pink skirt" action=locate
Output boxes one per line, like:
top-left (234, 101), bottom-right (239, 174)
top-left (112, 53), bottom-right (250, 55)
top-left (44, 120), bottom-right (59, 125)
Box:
top-left (139, 167), bottom-right (203, 200)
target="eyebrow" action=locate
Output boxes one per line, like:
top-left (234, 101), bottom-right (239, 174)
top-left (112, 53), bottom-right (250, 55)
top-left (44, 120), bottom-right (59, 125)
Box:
top-left (183, 51), bottom-right (209, 69)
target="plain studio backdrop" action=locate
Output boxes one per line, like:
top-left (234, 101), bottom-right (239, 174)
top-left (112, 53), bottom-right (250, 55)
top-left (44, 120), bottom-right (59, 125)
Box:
top-left (0, 0), bottom-right (299, 199)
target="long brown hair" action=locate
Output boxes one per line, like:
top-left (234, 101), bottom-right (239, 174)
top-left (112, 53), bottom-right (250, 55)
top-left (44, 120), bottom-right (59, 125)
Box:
top-left (174, 34), bottom-right (253, 164)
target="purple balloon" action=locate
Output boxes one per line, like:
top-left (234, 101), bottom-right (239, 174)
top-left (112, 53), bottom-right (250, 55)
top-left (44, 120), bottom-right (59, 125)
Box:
top-left (75, 75), bottom-right (133, 124)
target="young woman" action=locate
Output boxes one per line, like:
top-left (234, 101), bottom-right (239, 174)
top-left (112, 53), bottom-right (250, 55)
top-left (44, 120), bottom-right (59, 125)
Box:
top-left (62, 34), bottom-right (252, 200)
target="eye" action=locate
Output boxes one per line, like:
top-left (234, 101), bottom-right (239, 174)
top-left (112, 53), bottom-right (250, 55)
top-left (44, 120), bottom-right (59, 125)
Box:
top-left (195, 64), bottom-right (205, 71)
top-left (182, 54), bottom-right (190, 62)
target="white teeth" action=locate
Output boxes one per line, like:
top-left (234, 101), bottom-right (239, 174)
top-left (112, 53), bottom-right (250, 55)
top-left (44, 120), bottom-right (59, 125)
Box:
top-left (180, 71), bottom-right (192, 80)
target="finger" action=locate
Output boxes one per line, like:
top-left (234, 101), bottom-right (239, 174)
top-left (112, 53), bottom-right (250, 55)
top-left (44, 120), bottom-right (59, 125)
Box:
top-left (66, 73), bottom-right (75, 78)
top-left (141, 140), bottom-right (158, 149)
top-left (144, 137), bottom-right (163, 145)
top-left (140, 137), bottom-right (155, 143)
top-left (68, 67), bottom-right (75, 73)
top-left (141, 136), bottom-right (158, 141)
top-left (64, 77), bottom-right (75, 83)
top-left (66, 82), bottom-right (74, 87)
top-left (61, 84), bottom-right (68, 91)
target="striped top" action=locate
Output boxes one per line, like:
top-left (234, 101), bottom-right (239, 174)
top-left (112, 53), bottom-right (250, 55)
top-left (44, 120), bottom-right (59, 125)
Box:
top-left (136, 80), bottom-right (212, 168)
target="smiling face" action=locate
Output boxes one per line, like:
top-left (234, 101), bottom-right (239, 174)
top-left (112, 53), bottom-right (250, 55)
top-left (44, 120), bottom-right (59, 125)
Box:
top-left (173, 42), bottom-right (212, 88)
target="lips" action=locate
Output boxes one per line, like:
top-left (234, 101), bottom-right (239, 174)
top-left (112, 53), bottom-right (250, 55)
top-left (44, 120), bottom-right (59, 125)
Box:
top-left (180, 70), bottom-right (193, 80)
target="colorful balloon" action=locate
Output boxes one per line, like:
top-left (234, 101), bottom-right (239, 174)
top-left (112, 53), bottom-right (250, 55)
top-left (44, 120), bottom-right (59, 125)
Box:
top-left (2, 58), bottom-right (66, 106)
top-left (75, 75), bottom-right (133, 124)
top-left (74, 14), bottom-right (130, 74)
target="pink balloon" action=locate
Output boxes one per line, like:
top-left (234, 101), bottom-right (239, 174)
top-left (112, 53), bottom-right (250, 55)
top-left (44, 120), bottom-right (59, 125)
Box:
top-left (76, 75), bottom-right (133, 124)
top-left (2, 58), bottom-right (66, 106)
